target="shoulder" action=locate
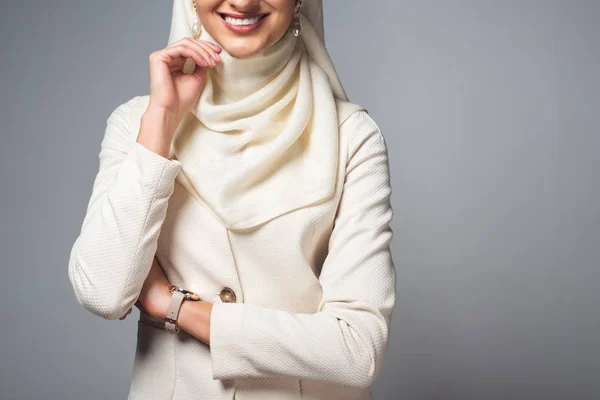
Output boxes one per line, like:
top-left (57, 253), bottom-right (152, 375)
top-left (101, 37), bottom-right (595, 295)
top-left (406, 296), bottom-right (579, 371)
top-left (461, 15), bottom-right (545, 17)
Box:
top-left (339, 107), bottom-right (389, 163)
top-left (106, 95), bottom-right (145, 123)
top-left (106, 94), bottom-right (150, 128)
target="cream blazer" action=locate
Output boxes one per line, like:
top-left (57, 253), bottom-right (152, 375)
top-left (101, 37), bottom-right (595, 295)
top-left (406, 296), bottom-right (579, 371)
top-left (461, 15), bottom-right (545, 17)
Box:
top-left (68, 95), bottom-right (396, 400)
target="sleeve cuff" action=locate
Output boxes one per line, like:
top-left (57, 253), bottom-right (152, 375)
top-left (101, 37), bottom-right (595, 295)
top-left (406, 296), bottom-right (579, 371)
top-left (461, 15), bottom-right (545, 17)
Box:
top-left (125, 141), bottom-right (183, 196)
top-left (209, 302), bottom-right (247, 380)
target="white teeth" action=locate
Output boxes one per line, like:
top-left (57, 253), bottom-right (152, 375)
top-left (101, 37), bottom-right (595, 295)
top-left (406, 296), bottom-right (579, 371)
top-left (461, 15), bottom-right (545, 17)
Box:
top-left (224, 15), bottom-right (262, 26)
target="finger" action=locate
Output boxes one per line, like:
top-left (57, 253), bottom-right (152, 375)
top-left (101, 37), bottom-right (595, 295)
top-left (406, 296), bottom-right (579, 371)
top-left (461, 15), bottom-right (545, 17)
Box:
top-left (184, 38), bottom-right (218, 65)
top-left (201, 40), bottom-right (223, 53)
top-left (175, 36), bottom-right (221, 54)
top-left (199, 41), bottom-right (222, 62)
top-left (187, 40), bottom-right (218, 66)
top-left (177, 37), bottom-right (220, 65)
top-left (162, 42), bottom-right (213, 69)
top-left (121, 307), bottom-right (132, 319)
top-left (168, 57), bottom-right (187, 73)
top-left (197, 45), bottom-right (219, 65)
top-left (119, 311), bottom-right (129, 320)
top-left (168, 37), bottom-right (221, 64)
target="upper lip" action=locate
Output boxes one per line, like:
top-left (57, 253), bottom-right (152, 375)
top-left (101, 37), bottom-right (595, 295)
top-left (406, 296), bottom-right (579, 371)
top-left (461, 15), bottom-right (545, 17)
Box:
top-left (219, 12), bottom-right (268, 19)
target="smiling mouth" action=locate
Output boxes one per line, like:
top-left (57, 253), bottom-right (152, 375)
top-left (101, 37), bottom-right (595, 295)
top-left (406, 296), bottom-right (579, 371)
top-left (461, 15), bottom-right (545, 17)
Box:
top-left (218, 13), bottom-right (269, 25)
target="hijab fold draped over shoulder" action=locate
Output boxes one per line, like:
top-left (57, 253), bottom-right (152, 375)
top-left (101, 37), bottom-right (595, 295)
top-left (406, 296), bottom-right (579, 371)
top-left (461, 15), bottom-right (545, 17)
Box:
top-left (165, 0), bottom-right (365, 231)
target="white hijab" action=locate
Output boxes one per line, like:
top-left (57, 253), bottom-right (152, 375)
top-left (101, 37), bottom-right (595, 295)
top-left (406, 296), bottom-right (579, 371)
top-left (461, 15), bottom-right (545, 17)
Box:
top-left (166, 0), bottom-right (365, 231)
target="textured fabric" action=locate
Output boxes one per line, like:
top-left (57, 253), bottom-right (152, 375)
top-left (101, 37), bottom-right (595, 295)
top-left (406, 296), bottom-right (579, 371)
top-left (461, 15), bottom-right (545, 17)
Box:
top-left (68, 94), bottom-right (395, 399)
top-left (68, 101), bottom-right (182, 318)
top-left (165, 0), bottom-right (364, 230)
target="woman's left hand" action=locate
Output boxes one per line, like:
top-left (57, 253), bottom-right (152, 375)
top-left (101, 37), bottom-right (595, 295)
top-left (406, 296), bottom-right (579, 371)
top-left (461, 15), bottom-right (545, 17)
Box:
top-left (119, 257), bottom-right (172, 321)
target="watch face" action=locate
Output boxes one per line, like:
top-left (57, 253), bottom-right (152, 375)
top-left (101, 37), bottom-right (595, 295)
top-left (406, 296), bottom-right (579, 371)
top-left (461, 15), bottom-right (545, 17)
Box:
top-left (169, 285), bottom-right (189, 294)
top-left (169, 285), bottom-right (200, 300)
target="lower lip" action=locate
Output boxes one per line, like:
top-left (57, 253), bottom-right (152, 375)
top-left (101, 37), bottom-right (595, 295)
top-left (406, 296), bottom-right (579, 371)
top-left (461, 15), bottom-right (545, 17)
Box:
top-left (221, 14), bottom-right (268, 34)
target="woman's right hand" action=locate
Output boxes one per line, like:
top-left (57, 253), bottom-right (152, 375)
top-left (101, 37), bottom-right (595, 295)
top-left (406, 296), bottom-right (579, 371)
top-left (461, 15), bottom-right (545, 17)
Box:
top-left (137, 38), bottom-right (223, 158)
top-left (148, 37), bottom-right (222, 121)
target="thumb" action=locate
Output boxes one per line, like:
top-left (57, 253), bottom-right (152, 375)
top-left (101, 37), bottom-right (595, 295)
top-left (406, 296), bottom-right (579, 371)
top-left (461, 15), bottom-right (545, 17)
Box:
top-left (192, 62), bottom-right (209, 81)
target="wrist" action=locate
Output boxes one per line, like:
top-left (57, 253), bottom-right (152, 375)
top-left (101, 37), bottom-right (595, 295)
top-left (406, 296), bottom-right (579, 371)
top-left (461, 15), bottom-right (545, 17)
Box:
top-left (177, 300), bottom-right (212, 344)
top-left (163, 285), bottom-right (203, 334)
top-left (137, 109), bottom-right (180, 158)
top-left (140, 283), bottom-right (172, 320)
top-left (157, 284), bottom-right (173, 320)
top-left (144, 106), bottom-right (180, 131)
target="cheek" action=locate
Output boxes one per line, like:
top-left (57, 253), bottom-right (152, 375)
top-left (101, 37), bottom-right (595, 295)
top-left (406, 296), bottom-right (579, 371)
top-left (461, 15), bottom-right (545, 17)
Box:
top-left (270, 15), bottom-right (291, 31)
top-left (196, 1), bottom-right (219, 20)
top-left (266, 0), bottom-right (296, 19)
top-left (266, 8), bottom-right (295, 35)
top-left (267, 0), bottom-right (295, 6)
top-left (197, 0), bottom-right (220, 9)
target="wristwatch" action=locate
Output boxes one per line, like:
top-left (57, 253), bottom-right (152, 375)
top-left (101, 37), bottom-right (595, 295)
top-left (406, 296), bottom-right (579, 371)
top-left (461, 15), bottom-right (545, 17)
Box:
top-left (165, 284), bottom-right (201, 333)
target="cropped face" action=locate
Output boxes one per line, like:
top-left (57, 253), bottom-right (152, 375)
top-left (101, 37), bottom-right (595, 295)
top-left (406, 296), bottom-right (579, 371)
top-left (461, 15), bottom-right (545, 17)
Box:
top-left (195, 0), bottom-right (297, 58)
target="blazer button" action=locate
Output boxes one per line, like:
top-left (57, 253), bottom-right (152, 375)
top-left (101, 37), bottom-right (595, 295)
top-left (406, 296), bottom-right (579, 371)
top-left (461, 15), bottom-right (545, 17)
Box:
top-left (219, 287), bottom-right (237, 303)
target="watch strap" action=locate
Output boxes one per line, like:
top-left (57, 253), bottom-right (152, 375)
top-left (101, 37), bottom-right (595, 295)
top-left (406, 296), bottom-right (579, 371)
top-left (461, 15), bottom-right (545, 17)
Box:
top-left (165, 291), bottom-right (186, 332)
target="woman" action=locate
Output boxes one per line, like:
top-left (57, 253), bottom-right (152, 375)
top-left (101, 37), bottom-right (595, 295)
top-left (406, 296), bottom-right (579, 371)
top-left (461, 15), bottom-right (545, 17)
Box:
top-left (68, 0), bottom-right (396, 399)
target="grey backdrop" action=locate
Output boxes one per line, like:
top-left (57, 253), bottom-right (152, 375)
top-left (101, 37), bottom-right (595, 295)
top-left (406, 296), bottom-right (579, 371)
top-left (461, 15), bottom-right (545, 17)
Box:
top-left (1, 1), bottom-right (598, 399)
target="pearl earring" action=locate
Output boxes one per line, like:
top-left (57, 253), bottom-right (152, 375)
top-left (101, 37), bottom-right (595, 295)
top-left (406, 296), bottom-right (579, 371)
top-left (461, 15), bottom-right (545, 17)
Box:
top-left (192, 0), bottom-right (202, 39)
top-left (292, 0), bottom-right (302, 36)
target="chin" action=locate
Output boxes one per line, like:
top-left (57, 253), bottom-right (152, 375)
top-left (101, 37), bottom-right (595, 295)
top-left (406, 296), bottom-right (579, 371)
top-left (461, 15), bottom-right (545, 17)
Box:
top-left (222, 38), bottom-right (270, 59)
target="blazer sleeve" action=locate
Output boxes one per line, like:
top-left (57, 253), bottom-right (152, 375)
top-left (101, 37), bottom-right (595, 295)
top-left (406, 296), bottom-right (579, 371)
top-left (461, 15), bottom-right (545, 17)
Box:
top-left (208, 111), bottom-right (396, 389)
top-left (68, 96), bottom-right (183, 320)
